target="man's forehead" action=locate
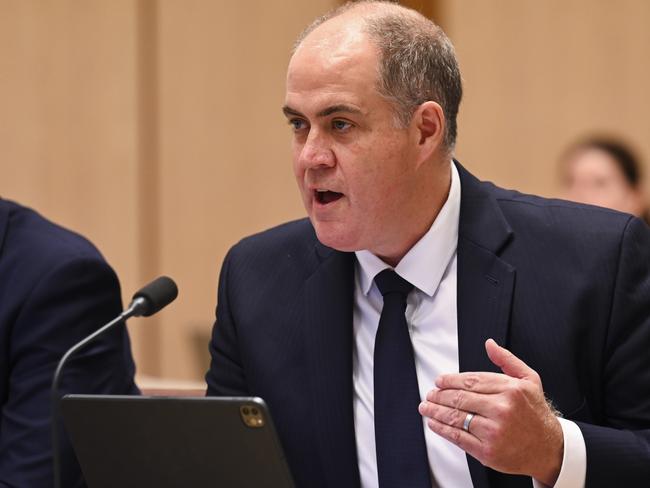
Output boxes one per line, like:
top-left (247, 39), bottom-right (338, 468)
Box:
top-left (286, 26), bottom-right (379, 94)
top-left (296, 16), bottom-right (367, 55)
top-left (284, 9), bottom-right (386, 115)
top-left (284, 50), bottom-right (379, 117)
top-left (290, 22), bottom-right (375, 74)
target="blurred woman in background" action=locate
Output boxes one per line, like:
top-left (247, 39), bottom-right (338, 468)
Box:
top-left (561, 137), bottom-right (650, 225)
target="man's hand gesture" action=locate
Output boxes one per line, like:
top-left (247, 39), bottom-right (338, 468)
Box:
top-left (418, 339), bottom-right (564, 486)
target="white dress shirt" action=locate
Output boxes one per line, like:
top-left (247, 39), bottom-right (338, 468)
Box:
top-left (352, 162), bottom-right (586, 488)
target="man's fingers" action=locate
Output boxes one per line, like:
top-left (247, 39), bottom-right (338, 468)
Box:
top-left (419, 400), bottom-right (487, 436)
top-left (425, 388), bottom-right (505, 419)
top-left (425, 416), bottom-right (483, 459)
top-left (426, 345), bottom-right (557, 481)
top-left (435, 371), bottom-right (512, 393)
top-left (485, 338), bottom-right (538, 381)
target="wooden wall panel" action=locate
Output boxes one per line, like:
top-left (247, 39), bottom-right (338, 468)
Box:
top-left (440, 0), bottom-right (650, 198)
top-left (0, 1), bottom-right (139, 267)
top-left (0, 0), bottom-right (153, 365)
top-left (155, 0), bottom-right (337, 379)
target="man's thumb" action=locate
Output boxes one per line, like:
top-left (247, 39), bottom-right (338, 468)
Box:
top-left (485, 338), bottom-right (536, 380)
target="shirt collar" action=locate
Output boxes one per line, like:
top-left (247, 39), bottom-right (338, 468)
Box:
top-left (355, 161), bottom-right (461, 297)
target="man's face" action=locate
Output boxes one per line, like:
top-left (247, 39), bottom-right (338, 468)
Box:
top-left (284, 25), bottom-right (422, 258)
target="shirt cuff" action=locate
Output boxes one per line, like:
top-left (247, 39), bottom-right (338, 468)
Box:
top-left (532, 418), bottom-right (586, 488)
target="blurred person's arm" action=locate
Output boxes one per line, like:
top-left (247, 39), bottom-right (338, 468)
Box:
top-left (0, 256), bottom-right (138, 487)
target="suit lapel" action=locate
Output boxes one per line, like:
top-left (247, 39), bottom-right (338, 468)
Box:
top-left (304, 244), bottom-right (360, 487)
top-left (455, 163), bottom-right (516, 488)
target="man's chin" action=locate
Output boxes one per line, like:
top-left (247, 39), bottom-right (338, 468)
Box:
top-left (311, 220), bottom-right (361, 252)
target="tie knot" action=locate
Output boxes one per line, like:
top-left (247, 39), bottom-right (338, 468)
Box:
top-left (374, 269), bottom-right (414, 299)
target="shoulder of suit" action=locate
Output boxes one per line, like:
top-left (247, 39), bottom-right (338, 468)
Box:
top-left (228, 217), bottom-right (318, 261)
top-left (0, 199), bottom-right (108, 273)
top-left (234, 217), bottom-right (315, 246)
top-left (479, 179), bottom-right (636, 238)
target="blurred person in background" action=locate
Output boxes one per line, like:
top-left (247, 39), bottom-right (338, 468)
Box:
top-left (561, 137), bottom-right (650, 225)
top-left (0, 198), bottom-right (139, 487)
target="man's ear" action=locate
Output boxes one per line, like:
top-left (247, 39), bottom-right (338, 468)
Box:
top-left (412, 101), bottom-right (446, 163)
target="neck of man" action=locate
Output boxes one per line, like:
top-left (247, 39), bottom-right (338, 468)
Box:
top-left (376, 159), bottom-right (452, 267)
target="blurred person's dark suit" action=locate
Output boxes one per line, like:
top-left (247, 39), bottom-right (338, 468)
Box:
top-left (0, 199), bottom-right (139, 487)
top-left (206, 163), bottom-right (650, 488)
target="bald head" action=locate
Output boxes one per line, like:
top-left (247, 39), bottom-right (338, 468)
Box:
top-left (290, 10), bottom-right (374, 81)
top-left (292, 0), bottom-right (462, 151)
top-left (293, 0), bottom-right (416, 51)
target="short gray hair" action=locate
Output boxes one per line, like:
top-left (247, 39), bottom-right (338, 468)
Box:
top-left (294, 1), bottom-right (463, 150)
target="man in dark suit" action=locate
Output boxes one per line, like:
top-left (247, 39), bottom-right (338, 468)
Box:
top-left (206, 2), bottom-right (650, 487)
top-left (0, 199), bottom-right (139, 487)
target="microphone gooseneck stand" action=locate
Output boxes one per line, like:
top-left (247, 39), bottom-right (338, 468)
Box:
top-left (50, 276), bottom-right (178, 488)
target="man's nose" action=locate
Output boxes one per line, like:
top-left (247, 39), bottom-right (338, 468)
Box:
top-left (298, 131), bottom-right (335, 169)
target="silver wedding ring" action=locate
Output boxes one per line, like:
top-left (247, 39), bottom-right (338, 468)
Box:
top-left (462, 412), bottom-right (475, 432)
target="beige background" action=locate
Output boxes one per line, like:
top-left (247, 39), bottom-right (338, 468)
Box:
top-left (1, 0), bottom-right (648, 383)
top-left (442, 0), bottom-right (650, 197)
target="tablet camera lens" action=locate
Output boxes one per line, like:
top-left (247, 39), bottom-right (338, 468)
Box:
top-left (240, 404), bottom-right (264, 428)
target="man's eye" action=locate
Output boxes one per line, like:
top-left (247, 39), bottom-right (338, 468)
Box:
top-left (332, 120), bottom-right (352, 131)
top-left (289, 118), bottom-right (307, 131)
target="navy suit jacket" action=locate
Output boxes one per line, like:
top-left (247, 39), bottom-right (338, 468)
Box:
top-left (206, 163), bottom-right (650, 488)
top-left (0, 200), bottom-right (139, 488)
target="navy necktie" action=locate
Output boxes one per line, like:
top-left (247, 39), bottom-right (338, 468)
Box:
top-left (373, 269), bottom-right (431, 488)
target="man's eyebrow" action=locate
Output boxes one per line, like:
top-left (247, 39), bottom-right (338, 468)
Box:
top-left (316, 104), bottom-right (362, 117)
top-left (282, 105), bottom-right (303, 118)
top-left (281, 104), bottom-right (362, 118)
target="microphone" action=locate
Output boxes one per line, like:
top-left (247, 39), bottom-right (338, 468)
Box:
top-left (51, 276), bottom-right (178, 488)
top-left (128, 275), bottom-right (179, 317)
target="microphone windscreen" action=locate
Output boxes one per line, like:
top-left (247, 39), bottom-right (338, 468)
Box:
top-left (131, 276), bottom-right (178, 317)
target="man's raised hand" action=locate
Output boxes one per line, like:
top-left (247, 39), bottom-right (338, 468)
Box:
top-left (418, 339), bottom-right (563, 486)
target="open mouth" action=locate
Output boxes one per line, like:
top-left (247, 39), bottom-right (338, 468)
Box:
top-left (315, 189), bottom-right (344, 205)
